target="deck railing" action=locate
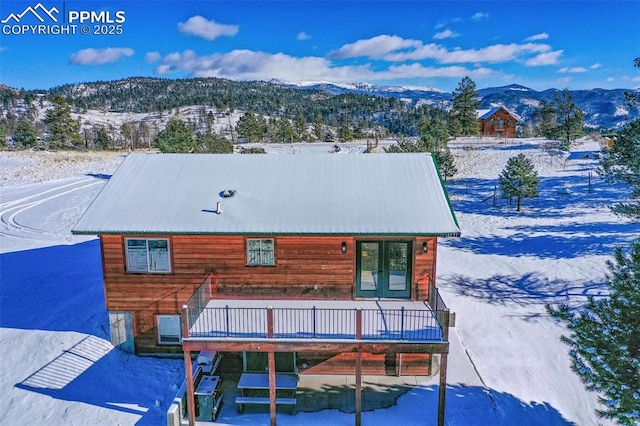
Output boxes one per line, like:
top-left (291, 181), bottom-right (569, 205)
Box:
top-left (182, 275), bottom-right (450, 343)
top-left (184, 274), bottom-right (212, 330)
top-left (184, 304), bottom-right (448, 342)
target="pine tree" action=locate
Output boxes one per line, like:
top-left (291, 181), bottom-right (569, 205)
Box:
top-left (449, 76), bottom-right (480, 137)
top-left (196, 131), bottom-right (233, 153)
top-left (293, 113), bottom-right (307, 142)
top-left (154, 118), bottom-right (197, 153)
top-left (94, 126), bottom-right (112, 150)
top-left (555, 89), bottom-right (584, 150)
top-left (534, 100), bottom-right (558, 139)
top-left (236, 111), bottom-right (267, 143)
top-left (43, 96), bottom-right (81, 149)
top-left (13, 119), bottom-right (38, 149)
top-left (498, 154), bottom-right (540, 211)
top-left (312, 112), bottom-right (324, 141)
top-left (434, 147), bottom-right (457, 181)
top-left (548, 239), bottom-right (640, 425)
top-left (601, 58), bottom-right (640, 219)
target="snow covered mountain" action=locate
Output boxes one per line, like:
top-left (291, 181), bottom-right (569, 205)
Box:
top-left (273, 80), bottom-right (640, 129)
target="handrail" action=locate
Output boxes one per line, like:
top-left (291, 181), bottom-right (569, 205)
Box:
top-left (182, 275), bottom-right (451, 343)
top-left (184, 304), bottom-right (449, 342)
top-left (184, 274), bottom-right (212, 331)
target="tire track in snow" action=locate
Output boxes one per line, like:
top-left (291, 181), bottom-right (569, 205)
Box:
top-left (0, 178), bottom-right (105, 240)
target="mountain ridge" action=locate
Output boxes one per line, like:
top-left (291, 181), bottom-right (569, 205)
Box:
top-left (3, 77), bottom-right (639, 130)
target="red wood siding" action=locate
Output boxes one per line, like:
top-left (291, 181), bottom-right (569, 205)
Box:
top-left (297, 352), bottom-right (431, 376)
top-left (100, 234), bottom-right (438, 354)
top-left (478, 109), bottom-right (518, 138)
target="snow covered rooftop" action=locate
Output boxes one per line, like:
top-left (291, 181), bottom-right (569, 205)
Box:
top-left (477, 106), bottom-right (521, 121)
top-left (72, 153), bottom-right (460, 236)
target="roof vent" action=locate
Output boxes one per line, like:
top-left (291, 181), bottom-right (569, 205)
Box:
top-left (222, 189), bottom-right (236, 198)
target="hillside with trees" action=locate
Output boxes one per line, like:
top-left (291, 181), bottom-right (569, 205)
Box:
top-left (0, 75), bottom-right (636, 151)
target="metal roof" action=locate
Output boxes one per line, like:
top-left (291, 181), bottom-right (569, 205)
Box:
top-left (477, 107), bottom-right (521, 121)
top-left (72, 153), bottom-right (460, 236)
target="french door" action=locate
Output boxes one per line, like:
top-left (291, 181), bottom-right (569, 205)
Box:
top-left (355, 241), bottom-right (412, 298)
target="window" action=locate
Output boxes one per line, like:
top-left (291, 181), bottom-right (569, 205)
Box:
top-left (125, 238), bottom-right (171, 273)
top-left (157, 315), bottom-right (181, 345)
top-left (246, 238), bottom-right (275, 266)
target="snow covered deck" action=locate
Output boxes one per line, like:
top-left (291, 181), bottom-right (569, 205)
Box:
top-left (184, 299), bottom-right (447, 343)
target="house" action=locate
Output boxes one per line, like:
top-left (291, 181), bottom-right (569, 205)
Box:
top-left (72, 153), bottom-right (460, 426)
top-left (477, 106), bottom-right (519, 138)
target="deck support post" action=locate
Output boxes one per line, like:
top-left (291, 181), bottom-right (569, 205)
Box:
top-left (355, 308), bottom-right (362, 426)
top-left (184, 349), bottom-right (196, 426)
top-left (268, 351), bottom-right (277, 426)
top-left (267, 307), bottom-right (277, 426)
top-left (182, 305), bottom-right (196, 426)
top-left (437, 352), bottom-right (448, 426)
top-left (355, 349), bottom-right (362, 426)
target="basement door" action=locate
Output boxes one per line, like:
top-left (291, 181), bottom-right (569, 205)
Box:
top-left (355, 241), bottom-right (412, 298)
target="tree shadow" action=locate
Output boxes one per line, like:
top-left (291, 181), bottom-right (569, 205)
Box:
top-left (442, 272), bottom-right (607, 307)
top-left (0, 240), bottom-right (109, 335)
top-left (444, 224), bottom-right (638, 259)
top-left (446, 174), bottom-right (634, 220)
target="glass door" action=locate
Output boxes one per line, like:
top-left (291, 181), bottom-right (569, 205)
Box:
top-left (356, 241), bottom-right (412, 299)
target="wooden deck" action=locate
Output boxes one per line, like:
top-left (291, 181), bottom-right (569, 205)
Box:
top-left (186, 299), bottom-right (445, 343)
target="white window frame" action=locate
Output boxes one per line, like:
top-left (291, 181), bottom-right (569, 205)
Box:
top-left (157, 315), bottom-right (182, 345)
top-left (246, 238), bottom-right (275, 266)
top-left (125, 238), bottom-right (171, 273)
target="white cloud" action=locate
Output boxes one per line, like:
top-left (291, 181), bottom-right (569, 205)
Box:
top-left (145, 51), bottom-right (161, 63)
top-left (297, 32), bottom-right (311, 41)
top-left (471, 12), bottom-right (488, 21)
top-left (70, 47), bottom-right (134, 65)
top-left (386, 41), bottom-right (551, 64)
top-left (328, 35), bottom-right (422, 59)
top-left (525, 50), bottom-right (563, 66)
top-left (155, 49), bottom-right (366, 81)
top-left (558, 66), bottom-right (587, 73)
top-left (382, 63), bottom-right (494, 79)
top-left (438, 43), bottom-right (550, 64)
top-left (153, 48), bottom-right (493, 83)
top-left (590, 63), bottom-right (602, 69)
top-left (331, 35), bottom-right (554, 66)
top-left (177, 16), bottom-right (239, 41)
top-left (525, 33), bottom-right (549, 41)
top-left (433, 29), bottom-right (459, 40)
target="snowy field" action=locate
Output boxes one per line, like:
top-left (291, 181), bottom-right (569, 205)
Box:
top-left (1, 138), bottom-right (638, 425)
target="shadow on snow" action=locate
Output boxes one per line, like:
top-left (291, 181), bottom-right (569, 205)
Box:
top-left (0, 240), bottom-right (109, 335)
top-left (442, 272), bottom-right (607, 307)
top-left (15, 335), bottom-right (184, 426)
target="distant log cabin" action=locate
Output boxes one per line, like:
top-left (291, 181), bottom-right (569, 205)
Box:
top-left (477, 106), bottom-right (519, 138)
top-left (73, 153), bottom-right (460, 426)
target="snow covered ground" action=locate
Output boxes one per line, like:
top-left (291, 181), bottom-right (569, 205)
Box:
top-left (0, 138), bottom-right (638, 425)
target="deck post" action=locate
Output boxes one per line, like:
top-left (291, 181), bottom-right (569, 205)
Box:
top-left (355, 308), bottom-right (362, 426)
top-left (437, 306), bottom-right (450, 426)
top-left (437, 352), bottom-right (448, 426)
top-left (267, 307), bottom-right (276, 426)
top-left (355, 348), bottom-right (362, 426)
top-left (268, 351), bottom-right (277, 426)
top-left (182, 305), bottom-right (196, 426)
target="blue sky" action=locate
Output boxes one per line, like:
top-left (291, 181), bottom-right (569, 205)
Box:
top-left (1, 0), bottom-right (638, 91)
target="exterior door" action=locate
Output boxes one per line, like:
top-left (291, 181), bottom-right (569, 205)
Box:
top-left (356, 241), bottom-right (412, 298)
top-left (109, 312), bottom-right (134, 354)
